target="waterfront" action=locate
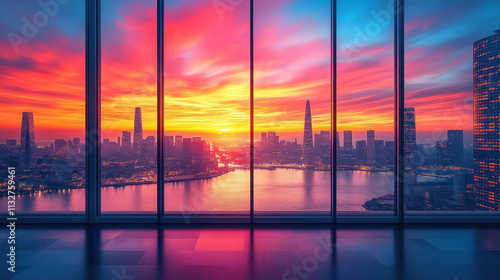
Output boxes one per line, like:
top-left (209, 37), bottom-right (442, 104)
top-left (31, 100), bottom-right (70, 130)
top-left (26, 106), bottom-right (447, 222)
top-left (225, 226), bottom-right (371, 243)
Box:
top-left (2, 169), bottom-right (394, 213)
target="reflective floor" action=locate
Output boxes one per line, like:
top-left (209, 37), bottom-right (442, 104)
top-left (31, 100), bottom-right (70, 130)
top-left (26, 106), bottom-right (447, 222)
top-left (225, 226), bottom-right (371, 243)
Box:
top-left (1, 224), bottom-right (500, 280)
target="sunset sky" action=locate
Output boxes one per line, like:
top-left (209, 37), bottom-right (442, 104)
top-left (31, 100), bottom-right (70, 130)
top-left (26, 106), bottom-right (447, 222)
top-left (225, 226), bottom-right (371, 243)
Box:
top-left (1, 0), bottom-right (499, 145)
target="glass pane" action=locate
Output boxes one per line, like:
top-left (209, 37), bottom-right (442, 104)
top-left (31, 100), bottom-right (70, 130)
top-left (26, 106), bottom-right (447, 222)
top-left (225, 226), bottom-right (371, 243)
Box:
top-left (254, 0), bottom-right (332, 215)
top-left (405, 0), bottom-right (500, 212)
top-left (0, 1), bottom-right (85, 214)
top-left (100, 0), bottom-right (157, 214)
top-left (337, 0), bottom-right (395, 214)
top-left (163, 0), bottom-right (250, 215)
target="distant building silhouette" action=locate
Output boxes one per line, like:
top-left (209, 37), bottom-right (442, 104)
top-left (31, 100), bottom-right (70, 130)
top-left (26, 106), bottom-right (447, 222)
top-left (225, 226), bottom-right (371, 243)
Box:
top-left (356, 140), bottom-right (367, 162)
top-left (302, 100), bottom-right (314, 166)
top-left (261, 132), bottom-right (267, 145)
top-left (133, 107), bottom-right (143, 152)
top-left (122, 131), bottom-right (131, 151)
top-left (21, 112), bottom-right (35, 166)
top-left (367, 130), bottom-right (375, 160)
top-left (343, 130), bottom-right (352, 152)
top-left (473, 30), bottom-right (500, 210)
top-left (436, 140), bottom-right (452, 166)
top-left (404, 108), bottom-right (416, 165)
top-left (183, 137), bottom-right (192, 164)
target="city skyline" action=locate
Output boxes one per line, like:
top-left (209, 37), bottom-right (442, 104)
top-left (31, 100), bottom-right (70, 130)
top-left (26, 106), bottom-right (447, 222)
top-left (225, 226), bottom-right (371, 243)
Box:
top-left (0, 1), bottom-right (499, 214)
top-left (3, 1), bottom-right (498, 142)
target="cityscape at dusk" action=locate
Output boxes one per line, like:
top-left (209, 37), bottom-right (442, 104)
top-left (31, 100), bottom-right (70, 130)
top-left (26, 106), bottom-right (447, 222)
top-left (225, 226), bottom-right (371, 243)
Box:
top-left (1, 1), bottom-right (500, 280)
top-left (0, 0), bottom-right (499, 215)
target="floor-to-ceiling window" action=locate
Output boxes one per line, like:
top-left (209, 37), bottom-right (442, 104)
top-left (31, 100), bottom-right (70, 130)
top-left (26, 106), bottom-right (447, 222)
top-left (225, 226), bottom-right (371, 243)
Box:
top-left (404, 0), bottom-right (500, 213)
top-left (100, 0), bottom-right (157, 214)
top-left (163, 0), bottom-right (251, 216)
top-left (0, 0), bottom-right (86, 214)
top-left (254, 0), bottom-right (332, 215)
top-left (2, 0), bottom-right (500, 222)
top-left (337, 0), bottom-right (395, 215)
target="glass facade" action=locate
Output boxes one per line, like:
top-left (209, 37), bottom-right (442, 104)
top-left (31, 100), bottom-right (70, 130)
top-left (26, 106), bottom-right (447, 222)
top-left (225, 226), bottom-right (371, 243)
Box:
top-left (1, 0), bottom-right (499, 222)
top-left (0, 0), bottom-right (85, 214)
top-left (404, 0), bottom-right (500, 213)
top-left (254, 0), bottom-right (332, 215)
top-left (337, 0), bottom-right (395, 214)
top-left (163, 0), bottom-right (250, 215)
top-left (100, 0), bottom-right (157, 214)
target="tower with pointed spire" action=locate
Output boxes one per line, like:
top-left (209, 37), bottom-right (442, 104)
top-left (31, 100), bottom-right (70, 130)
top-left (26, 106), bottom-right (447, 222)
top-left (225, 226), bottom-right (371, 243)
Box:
top-left (133, 107), bottom-right (143, 152)
top-left (302, 100), bottom-right (314, 167)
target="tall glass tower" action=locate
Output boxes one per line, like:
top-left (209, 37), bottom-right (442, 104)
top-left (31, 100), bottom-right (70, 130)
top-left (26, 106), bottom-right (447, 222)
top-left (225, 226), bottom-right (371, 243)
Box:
top-left (473, 30), bottom-right (500, 211)
top-left (302, 100), bottom-right (314, 167)
top-left (21, 112), bottom-right (35, 166)
top-left (133, 107), bottom-right (143, 152)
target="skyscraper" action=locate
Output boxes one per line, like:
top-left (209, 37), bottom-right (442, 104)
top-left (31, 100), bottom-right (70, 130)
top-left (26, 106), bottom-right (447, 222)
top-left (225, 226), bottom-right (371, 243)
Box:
top-left (133, 107), bottom-right (143, 152)
top-left (20, 112), bottom-right (35, 166)
top-left (302, 100), bottom-right (314, 166)
top-left (261, 132), bottom-right (267, 145)
top-left (436, 140), bottom-right (452, 166)
top-left (183, 137), bottom-right (192, 165)
top-left (122, 131), bottom-right (131, 151)
top-left (164, 135), bottom-right (174, 157)
top-left (448, 130), bottom-right (463, 167)
top-left (344, 130), bottom-right (352, 152)
top-left (473, 30), bottom-right (500, 211)
top-left (175, 135), bottom-right (183, 148)
top-left (314, 130), bottom-right (330, 164)
top-left (367, 130), bottom-right (375, 160)
top-left (374, 140), bottom-right (384, 163)
top-left (356, 140), bottom-right (367, 162)
top-left (404, 108), bottom-right (416, 165)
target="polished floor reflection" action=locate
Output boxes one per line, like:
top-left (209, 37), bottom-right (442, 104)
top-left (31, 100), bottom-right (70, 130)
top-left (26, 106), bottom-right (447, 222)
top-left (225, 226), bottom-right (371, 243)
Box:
top-left (2, 224), bottom-right (500, 280)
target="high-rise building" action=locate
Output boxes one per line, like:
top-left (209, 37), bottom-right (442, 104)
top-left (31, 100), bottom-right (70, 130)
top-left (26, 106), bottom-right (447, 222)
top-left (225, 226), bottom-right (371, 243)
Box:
top-left (356, 140), bottom-right (367, 162)
top-left (122, 131), bottom-right (131, 150)
top-left (344, 130), bottom-right (352, 152)
top-left (133, 107), bottom-right (143, 152)
top-left (367, 130), bottom-right (375, 160)
top-left (145, 136), bottom-right (155, 153)
top-left (183, 137), bottom-right (192, 165)
top-left (302, 100), bottom-right (314, 166)
top-left (385, 141), bottom-right (395, 165)
top-left (404, 108), bottom-right (416, 165)
top-left (21, 112), bottom-right (35, 166)
top-left (374, 140), bottom-right (384, 163)
top-left (175, 135), bottom-right (183, 148)
top-left (314, 130), bottom-right (330, 164)
top-left (164, 135), bottom-right (174, 157)
top-left (436, 140), bottom-right (452, 166)
top-left (261, 132), bottom-right (267, 145)
top-left (473, 30), bottom-right (500, 211)
top-left (448, 130), bottom-right (463, 167)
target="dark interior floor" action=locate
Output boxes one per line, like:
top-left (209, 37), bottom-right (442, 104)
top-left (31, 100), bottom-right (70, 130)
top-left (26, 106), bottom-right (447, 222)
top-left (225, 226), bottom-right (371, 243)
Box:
top-left (2, 224), bottom-right (500, 280)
